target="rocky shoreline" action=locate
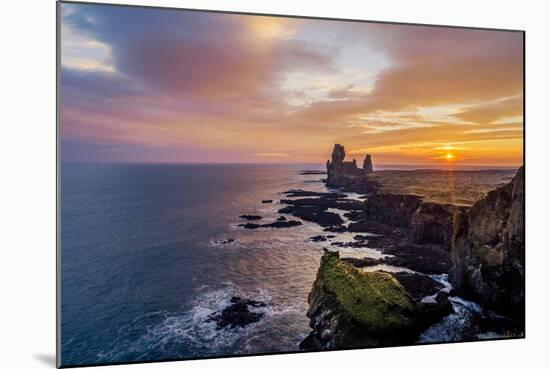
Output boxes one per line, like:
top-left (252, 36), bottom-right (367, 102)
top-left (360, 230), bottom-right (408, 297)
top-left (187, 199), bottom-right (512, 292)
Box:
top-left (297, 145), bottom-right (525, 349)
top-left (235, 143), bottom-right (524, 348)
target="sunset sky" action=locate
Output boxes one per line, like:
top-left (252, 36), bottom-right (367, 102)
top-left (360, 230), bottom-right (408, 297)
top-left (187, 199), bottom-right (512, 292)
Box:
top-left (60, 3), bottom-right (524, 167)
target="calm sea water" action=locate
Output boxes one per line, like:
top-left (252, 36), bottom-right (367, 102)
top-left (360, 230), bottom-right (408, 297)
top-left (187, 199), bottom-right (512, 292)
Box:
top-left (60, 163), bottom-right (516, 366)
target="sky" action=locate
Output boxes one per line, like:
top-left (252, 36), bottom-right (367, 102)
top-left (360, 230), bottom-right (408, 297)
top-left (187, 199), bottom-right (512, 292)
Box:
top-left (60, 3), bottom-right (524, 167)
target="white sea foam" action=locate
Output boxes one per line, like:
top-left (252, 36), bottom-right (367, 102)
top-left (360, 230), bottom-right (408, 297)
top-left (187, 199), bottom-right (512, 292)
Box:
top-left (361, 263), bottom-right (415, 274)
top-left (478, 331), bottom-right (506, 339)
top-left (96, 283), bottom-right (306, 362)
top-left (418, 294), bottom-right (484, 343)
top-left (421, 274), bottom-right (452, 303)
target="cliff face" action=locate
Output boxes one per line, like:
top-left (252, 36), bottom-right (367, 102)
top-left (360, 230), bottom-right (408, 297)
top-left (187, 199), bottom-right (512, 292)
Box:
top-left (326, 144), bottom-right (377, 193)
top-left (411, 202), bottom-right (459, 248)
top-left (363, 193), bottom-right (459, 249)
top-left (301, 250), bottom-right (452, 350)
top-left (451, 167), bottom-right (524, 318)
top-left (364, 194), bottom-right (423, 228)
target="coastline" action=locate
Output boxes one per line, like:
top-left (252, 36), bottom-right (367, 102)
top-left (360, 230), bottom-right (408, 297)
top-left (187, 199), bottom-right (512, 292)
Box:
top-left (60, 156), bottom-right (524, 365)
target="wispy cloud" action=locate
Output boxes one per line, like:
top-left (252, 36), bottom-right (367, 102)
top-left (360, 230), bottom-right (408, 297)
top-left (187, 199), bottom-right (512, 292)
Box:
top-left (60, 3), bottom-right (523, 166)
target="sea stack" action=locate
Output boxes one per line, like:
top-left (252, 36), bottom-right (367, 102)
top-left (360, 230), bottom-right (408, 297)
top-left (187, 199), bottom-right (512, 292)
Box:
top-left (326, 144), bottom-right (378, 194)
top-left (363, 154), bottom-right (374, 173)
top-left (331, 144), bottom-right (346, 164)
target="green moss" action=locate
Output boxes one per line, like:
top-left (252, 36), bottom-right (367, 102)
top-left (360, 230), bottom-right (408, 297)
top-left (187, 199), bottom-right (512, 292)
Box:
top-left (318, 249), bottom-right (416, 332)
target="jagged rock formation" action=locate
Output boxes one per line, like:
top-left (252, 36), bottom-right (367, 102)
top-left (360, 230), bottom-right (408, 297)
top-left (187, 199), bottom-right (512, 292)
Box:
top-left (363, 154), bottom-right (374, 173)
top-left (451, 167), bottom-right (524, 319)
top-left (300, 250), bottom-right (452, 350)
top-left (331, 144), bottom-right (346, 164)
top-left (207, 296), bottom-right (266, 329)
top-left (326, 144), bottom-right (378, 193)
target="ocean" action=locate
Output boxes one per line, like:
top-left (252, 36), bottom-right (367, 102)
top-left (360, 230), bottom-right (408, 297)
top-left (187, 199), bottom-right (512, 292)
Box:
top-left (60, 163), bottom-right (516, 366)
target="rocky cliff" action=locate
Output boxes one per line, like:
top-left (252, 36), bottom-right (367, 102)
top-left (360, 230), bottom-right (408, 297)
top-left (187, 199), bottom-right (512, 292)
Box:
top-left (450, 167), bottom-right (525, 319)
top-left (301, 250), bottom-right (452, 350)
top-left (363, 193), bottom-right (460, 250)
top-left (326, 144), bottom-right (377, 193)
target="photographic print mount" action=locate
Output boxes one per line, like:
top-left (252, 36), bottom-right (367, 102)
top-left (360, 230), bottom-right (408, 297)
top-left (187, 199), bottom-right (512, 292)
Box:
top-left (57, 1), bottom-right (525, 367)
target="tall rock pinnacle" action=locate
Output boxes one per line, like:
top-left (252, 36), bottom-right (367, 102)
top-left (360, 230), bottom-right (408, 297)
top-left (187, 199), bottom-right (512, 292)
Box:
top-left (331, 144), bottom-right (345, 164)
top-left (363, 154), bottom-right (374, 173)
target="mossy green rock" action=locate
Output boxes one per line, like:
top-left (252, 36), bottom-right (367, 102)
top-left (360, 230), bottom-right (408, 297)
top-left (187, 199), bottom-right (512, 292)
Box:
top-left (316, 250), bottom-right (415, 332)
top-left (301, 249), bottom-right (434, 350)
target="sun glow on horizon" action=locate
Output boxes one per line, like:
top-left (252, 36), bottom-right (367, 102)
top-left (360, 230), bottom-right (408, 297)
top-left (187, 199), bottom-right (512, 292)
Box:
top-left (59, 3), bottom-right (524, 167)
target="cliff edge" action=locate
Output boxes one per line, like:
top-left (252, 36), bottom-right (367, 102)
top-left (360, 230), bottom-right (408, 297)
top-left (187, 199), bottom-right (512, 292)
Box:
top-left (451, 166), bottom-right (525, 319)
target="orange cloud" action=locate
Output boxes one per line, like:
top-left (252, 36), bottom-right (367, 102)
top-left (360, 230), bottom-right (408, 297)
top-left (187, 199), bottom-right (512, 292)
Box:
top-left (60, 4), bottom-right (523, 166)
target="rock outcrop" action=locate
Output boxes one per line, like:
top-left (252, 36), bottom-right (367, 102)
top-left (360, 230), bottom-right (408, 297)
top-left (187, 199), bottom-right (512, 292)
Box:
top-left (207, 296), bottom-right (266, 329)
top-left (364, 194), bottom-right (423, 228)
top-left (326, 144), bottom-right (378, 193)
top-left (300, 250), bottom-right (453, 350)
top-left (411, 202), bottom-right (459, 248)
top-left (238, 220), bottom-right (302, 229)
top-left (450, 167), bottom-right (524, 319)
top-left (363, 154), bottom-right (374, 173)
top-left (363, 193), bottom-right (461, 250)
top-left (331, 144), bottom-right (346, 164)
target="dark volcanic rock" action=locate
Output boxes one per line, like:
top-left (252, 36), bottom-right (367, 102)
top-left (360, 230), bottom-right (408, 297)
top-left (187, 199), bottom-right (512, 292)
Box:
top-left (341, 257), bottom-right (382, 267)
top-left (364, 193), bottom-right (462, 250)
top-left (330, 241), bottom-right (369, 248)
top-left (347, 218), bottom-right (452, 275)
top-left (344, 210), bottom-right (364, 221)
top-left (239, 220), bottom-right (302, 229)
top-left (364, 194), bottom-right (423, 228)
top-left (347, 220), bottom-right (400, 236)
top-left (268, 220), bottom-right (303, 228)
top-left (239, 215), bottom-right (263, 220)
top-left (389, 272), bottom-right (444, 301)
top-left (309, 235), bottom-right (328, 242)
top-left (411, 202), bottom-right (462, 248)
top-left (278, 205), bottom-right (344, 227)
top-left (325, 144), bottom-right (379, 194)
top-left (353, 234), bottom-right (382, 241)
top-left (208, 296), bottom-right (266, 329)
top-left (363, 154), bottom-right (374, 173)
top-left (261, 199), bottom-right (273, 203)
top-left (284, 190), bottom-right (347, 198)
top-left (331, 144), bottom-right (346, 164)
top-left (239, 223), bottom-right (262, 229)
top-left (281, 196), bottom-right (363, 210)
top-left (276, 216), bottom-right (287, 221)
top-left (380, 243), bottom-right (452, 275)
top-left (451, 167), bottom-right (524, 319)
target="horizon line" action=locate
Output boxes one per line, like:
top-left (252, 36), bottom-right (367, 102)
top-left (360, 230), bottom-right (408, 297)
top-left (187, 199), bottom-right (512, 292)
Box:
top-left (60, 160), bottom-right (522, 169)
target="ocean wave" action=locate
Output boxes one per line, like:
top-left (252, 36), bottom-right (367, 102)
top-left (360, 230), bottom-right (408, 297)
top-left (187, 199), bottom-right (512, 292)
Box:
top-left (418, 295), bottom-right (483, 343)
top-left (96, 283), bottom-right (305, 362)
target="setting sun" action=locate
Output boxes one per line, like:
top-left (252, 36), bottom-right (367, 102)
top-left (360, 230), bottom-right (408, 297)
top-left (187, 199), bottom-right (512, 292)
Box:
top-left (445, 153), bottom-right (454, 160)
